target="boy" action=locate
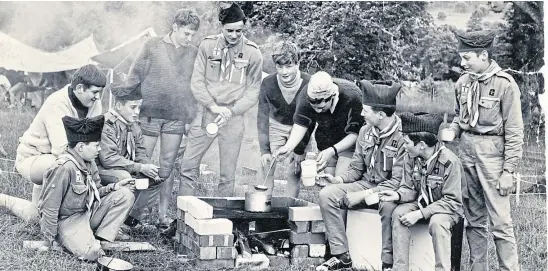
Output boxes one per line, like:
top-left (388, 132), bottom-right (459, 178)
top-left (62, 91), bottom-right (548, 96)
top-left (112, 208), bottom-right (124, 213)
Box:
top-left (38, 115), bottom-right (134, 261)
top-left (380, 112), bottom-right (464, 271)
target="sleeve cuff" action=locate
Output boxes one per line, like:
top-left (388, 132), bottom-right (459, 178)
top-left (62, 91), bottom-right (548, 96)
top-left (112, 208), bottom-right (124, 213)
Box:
top-left (133, 163), bottom-right (143, 175)
top-left (420, 208), bottom-right (432, 219)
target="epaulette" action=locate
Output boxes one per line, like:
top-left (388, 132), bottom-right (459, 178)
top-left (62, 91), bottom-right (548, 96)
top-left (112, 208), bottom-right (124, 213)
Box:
top-left (494, 71), bottom-right (516, 83)
top-left (437, 149), bottom-right (452, 168)
top-left (244, 38), bottom-right (259, 49)
top-left (55, 156), bottom-right (70, 166)
top-left (104, 112), bottom-right (117, 125)
top-left (203, 34), bottom-right (220, 41)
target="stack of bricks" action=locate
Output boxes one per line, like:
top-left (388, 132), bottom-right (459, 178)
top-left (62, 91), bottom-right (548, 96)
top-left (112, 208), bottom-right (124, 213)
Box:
top-left (175, 196), bottom-right (237, 269)
top-left (287, 199), bottom-right (327, 266)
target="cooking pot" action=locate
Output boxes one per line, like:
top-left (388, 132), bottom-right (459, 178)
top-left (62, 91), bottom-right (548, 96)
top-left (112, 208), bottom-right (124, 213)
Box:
top-left (96, 257), bottom-right (133, 271)
top-left (245, 191), bottom-right (272, 212)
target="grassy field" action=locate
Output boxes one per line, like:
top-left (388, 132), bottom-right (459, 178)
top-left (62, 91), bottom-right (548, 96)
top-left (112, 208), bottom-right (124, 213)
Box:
top-left (0, 93), bottom-right (545, 271)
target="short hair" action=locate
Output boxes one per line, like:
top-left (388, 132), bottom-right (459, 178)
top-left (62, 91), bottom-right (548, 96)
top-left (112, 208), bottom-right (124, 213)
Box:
top-left (173, 8), bottom-right (200, 30)
top-left (371, 106), bottom-right (396, 117)
top-left (272, 41), bottom-right (300, 66)
top-left (407, 132), bottom-right (439, 147)
top-left (70, 64), bottom-right (107, 90)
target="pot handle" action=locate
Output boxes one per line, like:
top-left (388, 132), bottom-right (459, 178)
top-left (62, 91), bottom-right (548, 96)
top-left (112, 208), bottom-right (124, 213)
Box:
top-left (265, 200), bottom-right (272, 206)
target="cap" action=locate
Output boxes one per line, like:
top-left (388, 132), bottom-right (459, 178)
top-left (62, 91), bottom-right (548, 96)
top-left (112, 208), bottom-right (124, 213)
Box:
top-left (400, 112), bottom-right (443, 135)
top-left (63, 115), bottom-right (105, 143)
top-left (359, 80), bottom-right (401, 109)
top-left (455, 30), bottom-right (497, 52)
top-left (110, 82), bottom-right (142, 101)
top-left (219, 3), bottom-right (246, 24)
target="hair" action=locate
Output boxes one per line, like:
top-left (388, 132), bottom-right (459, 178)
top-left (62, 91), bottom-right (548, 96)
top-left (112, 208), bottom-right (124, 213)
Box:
top-left (371, 106), bottom-right (396, 117)
top-left (70, 64), bottom-right (107, 91)
top-left (173, 8), bottom-right (201, 30)
top-left (473, 49), bottom-right (492, 59)
top-left (68, 141), bottom-right (79, 149)
top-left (407, 132), bottom-right (439, 147)
top-left (272, 41), bottom-right (300, 66)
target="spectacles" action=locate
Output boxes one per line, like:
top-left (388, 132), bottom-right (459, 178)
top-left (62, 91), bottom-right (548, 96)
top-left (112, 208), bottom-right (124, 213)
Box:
top-left (308, 93), bottom-right (335, 105)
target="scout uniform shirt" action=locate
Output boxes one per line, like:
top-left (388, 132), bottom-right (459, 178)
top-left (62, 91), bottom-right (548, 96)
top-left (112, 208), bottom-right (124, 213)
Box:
top-left (38, 148), bottom-right (116, 242)
top-left (450, 69), bottom-right (524, 172)
top-left (97, 110), bottom-right (152, 174)
top-left (190, 34), bottom-right (264, 116)
top-left (339, 120), bottom-right (406, 192)
top-left (396, 144), bottom-right (464, 219)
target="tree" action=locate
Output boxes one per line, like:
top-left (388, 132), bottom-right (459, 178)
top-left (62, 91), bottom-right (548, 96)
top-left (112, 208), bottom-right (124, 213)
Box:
top-left (467, 10), bottom-right (486, 31)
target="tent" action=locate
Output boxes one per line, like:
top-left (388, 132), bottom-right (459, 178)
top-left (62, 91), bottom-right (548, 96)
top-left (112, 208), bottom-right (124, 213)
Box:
top-left (0, 31), bottom-right (100, 72)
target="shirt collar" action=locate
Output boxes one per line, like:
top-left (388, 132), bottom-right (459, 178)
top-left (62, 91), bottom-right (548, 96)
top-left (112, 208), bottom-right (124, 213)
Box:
top-left (65, 148), bottom-right (91, 173)
top-left (108, 109), bottom-right (129, 126)
top-left (329, 84), bottom-right (340, 114)
top-left (163, 32), bottom-right (180, 48)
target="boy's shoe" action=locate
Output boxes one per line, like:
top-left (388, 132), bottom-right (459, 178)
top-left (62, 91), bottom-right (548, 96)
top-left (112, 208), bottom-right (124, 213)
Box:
top-left (158, 219), bottom-right (177, 237)
top-left (382, 262), bottom-right (393, 271)
top-left (316, 252), bottom-right (352, 271)
top-left (115, 228), bottom-right (131, 241)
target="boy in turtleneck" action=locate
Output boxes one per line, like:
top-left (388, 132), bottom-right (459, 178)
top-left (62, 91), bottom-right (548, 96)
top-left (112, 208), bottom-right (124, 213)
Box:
top-left (0, 64), bottom-right (105, 223)
top-left (257, 41), bottom-right (312, 198)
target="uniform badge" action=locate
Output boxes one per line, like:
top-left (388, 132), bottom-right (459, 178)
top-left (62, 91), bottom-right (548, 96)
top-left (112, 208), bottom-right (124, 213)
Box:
top-left (238, 53), bottom-right (243, 58)
top-left (391, 140), bottom-right (398, 148)
top-left (489, 89), bottom-right (495, 96)
top-left (433, 167), bottom-right (439, 174)
top-left (213, 47), bottom-right (221, 57)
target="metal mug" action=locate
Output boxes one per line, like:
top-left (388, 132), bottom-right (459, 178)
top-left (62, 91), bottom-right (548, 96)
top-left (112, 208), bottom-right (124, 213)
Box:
top-left (96, 257), bottom-right (133, 271)
top-left (245, 191), bottom-right (272, 212)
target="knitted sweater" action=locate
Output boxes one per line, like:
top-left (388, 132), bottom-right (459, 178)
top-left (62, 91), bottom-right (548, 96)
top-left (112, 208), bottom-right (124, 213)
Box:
top-left (15, 85), bottom-right (103, 163)
top-left (257, 72), bottom-right (311, 155)
top-left (127, 34), bottom-right (198, 122)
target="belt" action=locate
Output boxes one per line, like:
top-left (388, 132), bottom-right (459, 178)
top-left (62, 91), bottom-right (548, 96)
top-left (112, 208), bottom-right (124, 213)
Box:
top-left (464, 130), bottom-right (499, 136)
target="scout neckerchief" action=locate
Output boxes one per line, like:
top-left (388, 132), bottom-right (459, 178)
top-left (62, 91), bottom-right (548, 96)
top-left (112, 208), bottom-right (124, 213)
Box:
top-left (462, 61), bottom-right (502, 127)
top-left (217, 36), bottom-right (244, 82)
top-left (368, 115), bottom-right (401, 169)
top-left (416, 144), bottom-right (445, 208)
top-left (61, 150), bottom-right (101, 210)
top-left (109, 109), bottom-right (135, 161)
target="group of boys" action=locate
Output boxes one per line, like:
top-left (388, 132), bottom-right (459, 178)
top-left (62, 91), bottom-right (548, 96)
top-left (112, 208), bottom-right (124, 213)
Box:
top-left (0, 3), bottom-right (523, 271)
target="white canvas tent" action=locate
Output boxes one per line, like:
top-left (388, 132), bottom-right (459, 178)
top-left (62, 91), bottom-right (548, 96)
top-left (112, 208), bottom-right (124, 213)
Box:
top-left (0, 31), bottom-right (100, 72)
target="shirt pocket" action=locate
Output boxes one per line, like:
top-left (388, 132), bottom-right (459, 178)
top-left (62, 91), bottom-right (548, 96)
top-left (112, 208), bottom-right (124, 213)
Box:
top-left (65, 182), bottom-right (88, 210)
top-left (206, 57), bottom-right (222, 82)
top-left (478, 97), bottom-right (500, 126)
top-left (230, 59), bottom-right (249, 85)
top-left (426, 175), bottom-right (444, 201)
top-left (381, 146), bottom-right (397, 172)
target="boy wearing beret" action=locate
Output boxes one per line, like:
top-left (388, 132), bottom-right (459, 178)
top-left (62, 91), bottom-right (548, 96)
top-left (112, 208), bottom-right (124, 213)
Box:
top-left (314, 80), bottom-right (405, 271)
top-left (441, 30), bottom-right (523, 271)
top-left (179, 3), bottom-right (263, 197)
top-left (380, 112), bottom-right (464, 271)
top-left (38, 116), bottom-right (135, 261)
top-left (96, 83), bottom-right (163, 230)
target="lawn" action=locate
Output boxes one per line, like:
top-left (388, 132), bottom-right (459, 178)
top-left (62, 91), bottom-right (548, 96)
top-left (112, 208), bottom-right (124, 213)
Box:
top-left (0, 96), bottom-right (545, 270)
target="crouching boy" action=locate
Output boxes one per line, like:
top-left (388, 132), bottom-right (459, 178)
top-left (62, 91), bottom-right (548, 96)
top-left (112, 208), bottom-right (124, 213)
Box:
top-left (38, 116), bottom-right (135, 261)
top-left (96, 83), bottom-right (163, 229)
top-left (379, 112), bottom-right (464, 271)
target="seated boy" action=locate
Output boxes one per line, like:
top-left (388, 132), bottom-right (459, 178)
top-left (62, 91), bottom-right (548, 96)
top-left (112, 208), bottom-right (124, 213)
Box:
top-left (379, 112), bottom-right (464, 271)
top-left (315, 80), bottom-right (405, 271)
top-left (96, 82), bottom-right (163, 228)
top-left (38, 115), bottom-right (135, 261)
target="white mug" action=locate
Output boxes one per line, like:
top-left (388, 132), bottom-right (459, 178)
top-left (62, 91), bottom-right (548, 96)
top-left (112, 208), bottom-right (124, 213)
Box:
top-left (439, 128), bottom-right (456, 142)
top-left (206, 123), bottom-right (219, 137)
top-left (134, 178), bottom-right (149, 190)
top-left (365, 192), bottom-right (380, 205)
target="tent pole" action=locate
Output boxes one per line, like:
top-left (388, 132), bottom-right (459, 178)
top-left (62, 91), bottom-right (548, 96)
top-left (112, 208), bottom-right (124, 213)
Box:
top-left (108, 69), bottom-right (113, 110)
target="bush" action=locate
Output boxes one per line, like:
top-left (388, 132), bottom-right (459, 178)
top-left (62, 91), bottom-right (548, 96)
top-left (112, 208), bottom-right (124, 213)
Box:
top-left (437, 12), bottom-right (447, 20)
top-left (455, 2), bottom-right (467, 13)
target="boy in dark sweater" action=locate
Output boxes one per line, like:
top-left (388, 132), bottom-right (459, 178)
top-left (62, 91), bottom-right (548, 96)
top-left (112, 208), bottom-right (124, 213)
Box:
top-left (257, 41), bottom-right (311, 197)
top-left (275, 71), bottom-right (364, 177)
top-left (126, 8), bottom-right (200, 230)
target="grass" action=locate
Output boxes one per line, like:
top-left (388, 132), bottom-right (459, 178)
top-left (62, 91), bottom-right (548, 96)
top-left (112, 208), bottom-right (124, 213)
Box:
top-left (0, 94), bottom-right (545, 270)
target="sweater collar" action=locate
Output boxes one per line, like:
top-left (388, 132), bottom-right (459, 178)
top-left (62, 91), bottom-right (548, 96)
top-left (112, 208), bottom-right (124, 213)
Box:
top-left (68, 86), bottom-right (89, 115)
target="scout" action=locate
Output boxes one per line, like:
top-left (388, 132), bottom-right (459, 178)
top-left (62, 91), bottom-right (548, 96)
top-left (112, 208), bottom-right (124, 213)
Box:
top-left (257, 41), bottom-right (312, 197)
top-left (274, 71), bottom-right (364, 176)
top-left (380, 112), bottom-right (464, 271)
top-left (315, 80), bottom-right (405, 271)
top-left (96, 82), bottom-right (163, 229)
top-left (127, 8), bottom-right (201, 231)
top-left (38, 116), bottom-right (135, 261)
top-left (0, 64), bottom-right (105, 222)
top-left (179, 2), bottom-right (263, 197)
top-left (440, 30), bottom-right (524, 271)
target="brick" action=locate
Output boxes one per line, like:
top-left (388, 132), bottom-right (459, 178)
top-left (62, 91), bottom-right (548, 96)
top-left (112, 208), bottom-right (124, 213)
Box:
top-left (216, 246), bottom-right (237, 259)
top-left (289, 231), bottom-right (326, 245)
top-left (309, 244), bottom-right (326, 258)
top-left (174, 232), bottom-right (181, 243)
top-left (177, 196), bottom-right (196, 211)
top-left (226, 197), bottom-right (246, 209)
top-left (293, 198), bottom-right (311, 207)
top-left (272, 197), bottom-right (295, 208)
top-left (194, 259), bottom-right (235, 269)
top-left (186, 198), bottom-right (213, 219)
top-left (192, 242), bottom-right (217, 260)
top-left (267, 255), bottom-right (290, 267)
top-left (289, 221), bottom-right (310, 233)
top-left (185, 213), bottom-right (233, 235)
top-left (192, 232), bottom-right (234, 247)
top-left (289, 206), bottom-right (323, 221)
top-left (198, 197), bottom-right (228, 208)
top-left (176, 209), bottom-right (184, 220)
top-left (290, 245), bottom-right (309, 258)
top-left (310, 220), bottom-right (326, 233)
top-left (181, 222), bottom-right (194, 236)
top-left (290, 257), bottom-right (324, 266)
top-left (177, 219), bottom-right (184, 233)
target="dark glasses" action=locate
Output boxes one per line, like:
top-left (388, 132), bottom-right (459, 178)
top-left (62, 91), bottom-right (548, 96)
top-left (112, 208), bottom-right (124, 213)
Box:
top-left (308, 93), bottom-right (335, 104)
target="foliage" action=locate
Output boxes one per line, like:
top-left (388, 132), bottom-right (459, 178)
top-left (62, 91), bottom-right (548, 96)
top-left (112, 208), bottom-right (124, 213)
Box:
top-left (467, 10), bottom-right (486, 31)
top-left (455, 3), bottom-right (467, 13)
top-left (246, 1), bottom-right (434, 81)
top-left (437, 12), bottom-right (447, 20)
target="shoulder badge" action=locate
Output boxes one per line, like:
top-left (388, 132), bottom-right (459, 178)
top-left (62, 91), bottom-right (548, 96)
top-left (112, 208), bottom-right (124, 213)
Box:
top-left (495, 71), bottom-right (516, 84)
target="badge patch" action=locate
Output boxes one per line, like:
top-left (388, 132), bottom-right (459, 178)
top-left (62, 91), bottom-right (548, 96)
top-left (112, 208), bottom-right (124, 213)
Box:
top-left (433, 167), bottom-right (439, 174)
top-left (213, 47), bottom-right (221, 57)
top-left (238, 53), bottom-right (243, 58)
top-left (391, 140), bottom-right (398, 148)
top-left (489, 89), bottom-right (495, 96)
